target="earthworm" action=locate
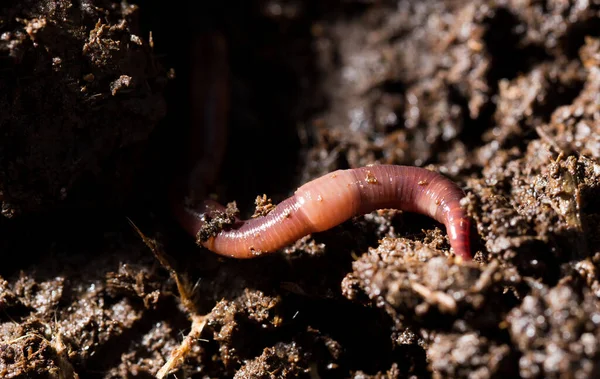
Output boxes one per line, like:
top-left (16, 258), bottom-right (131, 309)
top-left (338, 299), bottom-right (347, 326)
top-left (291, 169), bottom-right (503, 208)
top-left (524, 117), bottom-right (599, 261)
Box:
top-left (170, 35), bottom-right (471, 261)
top-left (173, 33), bottom-right (229, 205)
top-left (173, 165), bottom-right (471, 260)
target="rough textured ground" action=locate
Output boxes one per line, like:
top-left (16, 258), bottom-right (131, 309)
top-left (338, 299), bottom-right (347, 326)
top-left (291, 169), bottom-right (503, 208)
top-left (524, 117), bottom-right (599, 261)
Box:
top-left (1, 0), bottom-right (600, 378)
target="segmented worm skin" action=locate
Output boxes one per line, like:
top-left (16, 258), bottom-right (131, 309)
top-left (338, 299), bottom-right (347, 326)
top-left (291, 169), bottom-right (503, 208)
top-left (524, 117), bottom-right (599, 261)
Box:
top-left (178, 33), bottom-right (229, 205)
top-left (172, 35), bottom-right (471, 261)
top-left (174, 165), bottom-right (471, 260)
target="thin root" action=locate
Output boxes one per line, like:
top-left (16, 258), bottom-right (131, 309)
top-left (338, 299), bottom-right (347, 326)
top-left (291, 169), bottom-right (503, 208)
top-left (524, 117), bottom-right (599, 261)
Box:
top-left (411, 282), bottom-right (457, 314)
top-left (156, 314), bottom-right (207, 379)
top-left (127, 218), bottom-right (210, 378)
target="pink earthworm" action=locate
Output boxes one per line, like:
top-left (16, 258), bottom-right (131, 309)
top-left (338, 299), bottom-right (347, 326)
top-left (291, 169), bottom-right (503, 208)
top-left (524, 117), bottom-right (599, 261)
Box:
top-left (173, 165), bottom-right (472, 260)
top-left (171, 36), bottom-right (471, 261)
top-left (173, 33), bottom-right (229, 205)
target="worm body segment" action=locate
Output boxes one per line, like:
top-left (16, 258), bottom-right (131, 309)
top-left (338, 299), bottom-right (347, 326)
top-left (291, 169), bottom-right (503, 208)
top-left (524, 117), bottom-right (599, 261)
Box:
top-left (180, 34), bottom-right (229, 204)
top-left (174, 165), bottom-right (471, 260)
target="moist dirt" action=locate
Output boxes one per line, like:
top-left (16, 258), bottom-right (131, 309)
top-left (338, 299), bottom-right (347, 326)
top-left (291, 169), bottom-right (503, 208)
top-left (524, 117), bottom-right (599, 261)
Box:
top-left (1, 0), bottom-right (600, 378)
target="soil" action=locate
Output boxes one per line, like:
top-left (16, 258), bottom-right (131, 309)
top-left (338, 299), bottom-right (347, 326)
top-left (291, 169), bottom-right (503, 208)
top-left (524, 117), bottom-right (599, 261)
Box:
top-left (1, 0), bottom-right (600, 378)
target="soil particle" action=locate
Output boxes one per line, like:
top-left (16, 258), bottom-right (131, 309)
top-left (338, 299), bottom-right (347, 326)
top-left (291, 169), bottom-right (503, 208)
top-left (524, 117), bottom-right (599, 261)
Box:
top-left (0, 0), bottom-right (167, 217)
top-left (482, 58), bottom-right (585, 152)
top-left (0, 319), bottom-right (68, 379)
top-left (507, 279), bottom-right (600, 378)
top-left (0, 220), bottom-right (173, 378)
top-left (196, 201), bottom-right (240, 242)
top-left (427, 332), bottom-right (515, 378)
top-left (539, 37), bottom-right (600, 158)
top-left (303, 0), bottom-right (496, 177)
top-left (206, 289), bottom-right (285, 369)
top-left (350, 363), bottom-right (402, 379)
top-left (252, 194), bottom-right (277, 218)
top-left (341, 238), bottom-right (512, 331)
top-left (235, 341), bottom-right (309, 378)
top-left (12, 274), bottom-right (64, 315)
top-left (106, 263), bottom-right (164, 309)
top-left (104, 321), bottom-right (183, 378)
top-left (505, 0), bottom-right (600, 56)
top-left (465, 35), bottom-right (600, 271)
top-left (234, 329), bottom-right (342, 379)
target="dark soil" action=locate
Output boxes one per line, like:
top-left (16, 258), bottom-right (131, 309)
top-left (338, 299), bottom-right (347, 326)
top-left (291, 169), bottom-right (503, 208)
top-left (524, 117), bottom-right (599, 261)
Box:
top-left (1, 0), bottom-right (600, 378)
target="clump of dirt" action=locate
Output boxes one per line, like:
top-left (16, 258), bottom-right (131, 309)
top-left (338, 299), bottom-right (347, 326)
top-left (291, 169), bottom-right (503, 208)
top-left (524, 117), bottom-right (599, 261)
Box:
top-left (0, 0), bottom-right (167, 217)
top-left (196, 201), bottom-right (239, 242)
top-left (2, 0), bottom-right (600, 378)
top-left (427, 332), bottom-right (514, 378)
top-left (342, 240), bottom-right (507, 326)
top-left (507, 279), bottom-right (600, 378)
